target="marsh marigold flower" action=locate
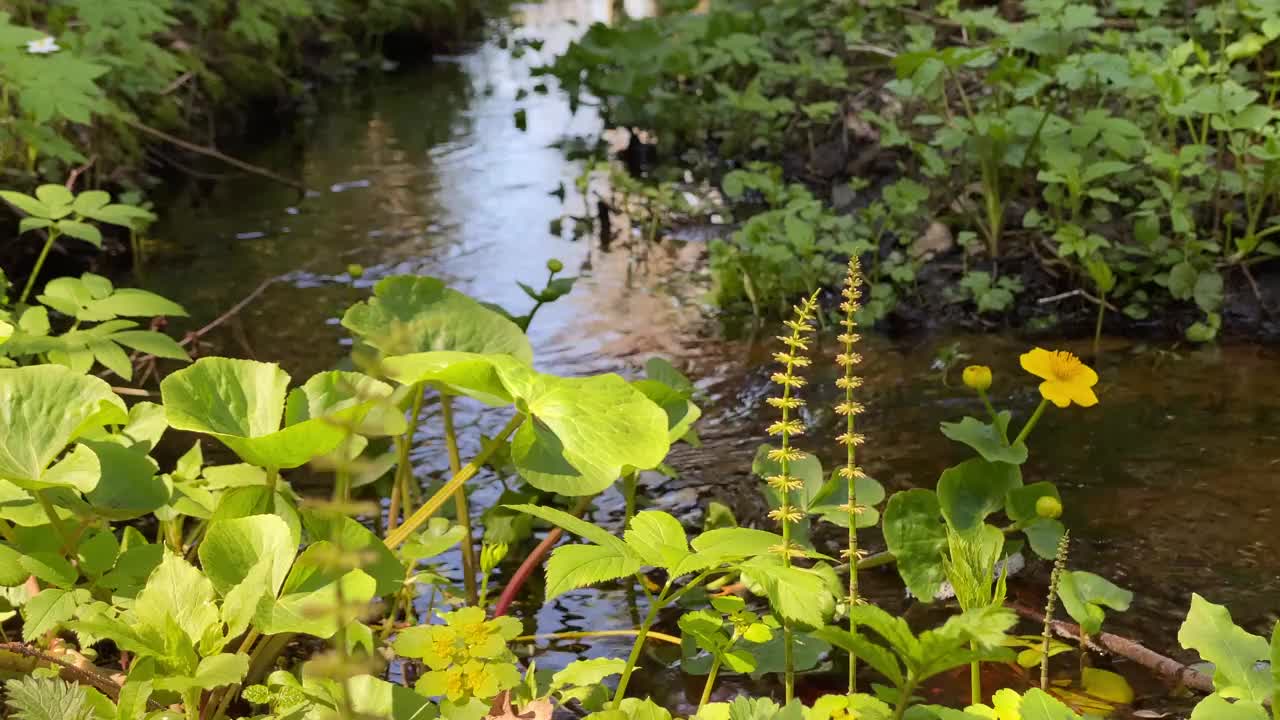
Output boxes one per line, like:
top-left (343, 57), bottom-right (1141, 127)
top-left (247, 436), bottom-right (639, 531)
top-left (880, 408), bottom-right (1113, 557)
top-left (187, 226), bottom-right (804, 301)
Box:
top-left (1020, 348), bottom-right (1098, 408)
top-left (962, 365), bottom-right (992, 392)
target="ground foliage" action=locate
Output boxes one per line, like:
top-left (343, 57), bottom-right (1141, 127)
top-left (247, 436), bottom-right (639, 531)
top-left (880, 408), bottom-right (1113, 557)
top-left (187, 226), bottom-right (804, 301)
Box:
top-left (540, 0), bottom-right (1280, 340)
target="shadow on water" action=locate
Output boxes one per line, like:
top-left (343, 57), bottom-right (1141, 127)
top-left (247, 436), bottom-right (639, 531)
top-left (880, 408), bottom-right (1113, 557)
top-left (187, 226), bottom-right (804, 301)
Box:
top-left (135, 0), bottom-right (1278, 712)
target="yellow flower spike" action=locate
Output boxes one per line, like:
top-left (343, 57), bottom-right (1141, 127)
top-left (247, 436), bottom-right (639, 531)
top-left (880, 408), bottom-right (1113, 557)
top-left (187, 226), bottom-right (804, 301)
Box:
top-left (962, 365), bottom-right (992, 392)
top-left (1019, 347), bottom-right (1099, 408)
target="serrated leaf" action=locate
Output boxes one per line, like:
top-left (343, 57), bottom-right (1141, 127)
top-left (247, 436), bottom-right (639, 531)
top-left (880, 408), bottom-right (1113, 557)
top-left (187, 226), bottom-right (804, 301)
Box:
top-left (545, 543), bottom-right (643, 597)
top-left (624, 510), bottom-right (690, 570)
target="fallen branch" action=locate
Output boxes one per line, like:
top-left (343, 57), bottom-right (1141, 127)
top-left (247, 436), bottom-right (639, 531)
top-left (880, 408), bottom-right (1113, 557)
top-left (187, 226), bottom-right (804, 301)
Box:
top-left (0, 642), bottom-right (168, 709)
top-left (1006, 601), bottom-right (1215, 694)
top-left (181, 276), bottom-right (278, 347)
top-left (123, 117), bottom-right (308, 192)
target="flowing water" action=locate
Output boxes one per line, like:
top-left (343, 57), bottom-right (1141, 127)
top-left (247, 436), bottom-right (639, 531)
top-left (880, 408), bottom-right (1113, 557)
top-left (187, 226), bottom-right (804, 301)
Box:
top-left (136, 1), bottom-right (1279, 712)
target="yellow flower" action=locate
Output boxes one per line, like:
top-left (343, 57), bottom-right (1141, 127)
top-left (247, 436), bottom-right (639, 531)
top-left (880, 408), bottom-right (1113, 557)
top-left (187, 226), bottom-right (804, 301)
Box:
top-left (962, 365), bottom-right (992, 392)
top-left (1020, 348), bottom-right (1098, 408)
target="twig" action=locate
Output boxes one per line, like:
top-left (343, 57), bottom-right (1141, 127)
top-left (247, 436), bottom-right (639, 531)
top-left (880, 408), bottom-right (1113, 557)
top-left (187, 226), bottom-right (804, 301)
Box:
top-left (123, 117), bottom-right (308, 192)
top-left (0, 642), bottom-right (166, 710)
top-left (181, 277), bottom-right (277, 346)
top-left (64, 156), bottom-right (96, 190)
top-left (1006, 602), bottom-right (1215, 694)
top-left (1036, 288), bottom-right (1119, 312)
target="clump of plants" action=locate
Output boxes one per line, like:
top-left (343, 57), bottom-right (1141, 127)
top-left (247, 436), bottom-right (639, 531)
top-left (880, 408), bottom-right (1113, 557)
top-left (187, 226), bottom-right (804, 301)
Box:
top-left (541, 0), bottom-right (1280, 341)
top-left (0, 186), bottom-right (1271, 720)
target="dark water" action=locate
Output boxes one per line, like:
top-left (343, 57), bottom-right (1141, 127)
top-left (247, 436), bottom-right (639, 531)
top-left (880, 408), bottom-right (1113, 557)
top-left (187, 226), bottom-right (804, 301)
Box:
top-left (135, 1), bottom-right (1278, 712)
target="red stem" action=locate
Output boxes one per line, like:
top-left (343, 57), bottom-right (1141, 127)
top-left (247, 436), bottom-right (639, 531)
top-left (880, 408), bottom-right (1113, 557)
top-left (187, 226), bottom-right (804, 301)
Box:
top-left (492, 527), bottom-right (564, 617)
top-left (491, 495), bottom-right (596, 618)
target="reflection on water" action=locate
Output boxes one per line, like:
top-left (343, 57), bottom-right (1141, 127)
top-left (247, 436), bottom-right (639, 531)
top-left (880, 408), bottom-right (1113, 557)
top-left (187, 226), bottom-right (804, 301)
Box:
top-left (140, 0), bottom-right (1278, 709)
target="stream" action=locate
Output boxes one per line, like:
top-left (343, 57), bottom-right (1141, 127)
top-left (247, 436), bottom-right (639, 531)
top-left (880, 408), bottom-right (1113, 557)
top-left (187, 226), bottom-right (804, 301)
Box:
top-left (134, 1), bottom-right (1279, 712)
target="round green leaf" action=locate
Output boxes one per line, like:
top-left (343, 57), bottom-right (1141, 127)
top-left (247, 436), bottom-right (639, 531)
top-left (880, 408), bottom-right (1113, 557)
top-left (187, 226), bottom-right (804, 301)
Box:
top-left (883, 488), bottom-right (947, 601)
top-left (936, 458), bottom-right (1022, 533)
top-left (341, 275), bottom-right (532, 361)
top-left (0, 365), bottom-right (127, 489)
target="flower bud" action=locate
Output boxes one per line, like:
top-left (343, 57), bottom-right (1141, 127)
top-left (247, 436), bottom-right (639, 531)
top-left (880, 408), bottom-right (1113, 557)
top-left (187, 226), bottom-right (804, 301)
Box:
top-left (1036, 495), bottom-right (1063, 519)
top-left (546, 258), bottom-right (564, 273)
top-left (962, 365), bottom-right (992, 392)
top-left (346, 263), bottom-right (364, 279)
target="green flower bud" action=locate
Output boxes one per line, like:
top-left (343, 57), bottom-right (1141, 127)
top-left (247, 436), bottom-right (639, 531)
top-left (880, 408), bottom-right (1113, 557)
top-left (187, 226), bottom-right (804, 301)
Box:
top-left (545, 258), bottom-right (564, 273)
top-left (1036, 495), bottom-right (1063, 519)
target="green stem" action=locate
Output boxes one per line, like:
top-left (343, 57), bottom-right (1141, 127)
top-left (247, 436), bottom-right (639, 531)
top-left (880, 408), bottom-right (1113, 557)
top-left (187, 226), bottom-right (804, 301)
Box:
top-left (970, 642), bottom-right (981, 706)
top-left (1013, 399), bottom-right (1049, 447)
top-left (699, 654), bottom-right (724, 709)
top-left (613, 580), bottom-right (670, 705)
top-left (18, 229), bottom-right (58, 305)
top-left (891, 677), bottom-right (918, 720)
top-left (36, 490), bottom-right (73, 549)
top-left (622, 470), bottom-right (638, 523)
top-left (441, 394), bottom-right (478, 606)
top-left (384, 413), bottom-right (524, 549)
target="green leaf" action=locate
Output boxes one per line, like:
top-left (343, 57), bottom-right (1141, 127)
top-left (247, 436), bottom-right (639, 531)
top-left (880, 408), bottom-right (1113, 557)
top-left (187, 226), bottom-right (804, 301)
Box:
top-left (82, 441), bottom-right (168, 520)
top-left (75, 528), bottom-right (119, 578)
top-left (1188, 695), bottom-right (1268, 720)
top-left (1006, 483), bottom-right (1060, 522)
top-left (740, 556), bottom-right (832, 627)
top-left (503, 364), bottom-right (671, 495)
top-left (1020, 688), bottom-right (1082, 720)
top-left (2, 676), bottom-right (94, 720)
top-left (0, 191), bottom-right (53, 219)
top-left (381, 351), bottom-right (516, 406)
top-left (937, 459), bottom-right (1022, 532)
top-left (20, 552), bottom-right (78, 588)
top-left (342, 275), bottom-right (532, 361)
top-left (507, 503), bottom-right (633, 554)
top-left (1178, 594), bottom-right (1273, 703)
top-left (0, 365), bottom-right (126, 489)
top-left (545, 543), bottom-right (644, 597)
top-left (690, 527), bottom-right (784, 563)
top-left (939, 414), bottom-right (1027, 465)
top-left (812, 625), bottom-right (904, 687)
top-left (109, 331), bottom-right (190, 361)
top-left (21, 589), bottom-right (88, 642)
top-left (162, 358), bottom-right (367, 469)
top-left (87, 289), bottom-right (187, 318)
top-left (0, 543), bottom-right (28, 585)
top-left (302, 509), bottom-right (404, 597)
top-left (55, 220), bottom-right (102, 248)
top-left (154, 653), bottom-right (249, 692)
top-left (623, 511), bottom-right (690, 570)
top-left (258, 543), bottom-right (376, 637)
top-left (550, 657), bottom-right (628, 691)
top-left (883, 489), bottom-right (947, 601)
top-left (135, 550), bottom-right (220, 646)
top-left (1059, 571), bottom-right (1132, 636)
top-left (199, 515), bottom-right (296, 596)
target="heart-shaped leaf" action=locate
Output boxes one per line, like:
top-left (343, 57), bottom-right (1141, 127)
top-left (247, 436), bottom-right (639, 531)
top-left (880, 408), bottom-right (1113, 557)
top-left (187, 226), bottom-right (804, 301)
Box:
top-left (342, 275), bottom-right (532, 361)
top-left (0, 365), bottom-right (127, 490)
top-left (162, 359), bottom-right (392, 469)
top-left (939, 413), bottom-right (1028, 465)
top-left (937, 458), bottom-right (1022, 533)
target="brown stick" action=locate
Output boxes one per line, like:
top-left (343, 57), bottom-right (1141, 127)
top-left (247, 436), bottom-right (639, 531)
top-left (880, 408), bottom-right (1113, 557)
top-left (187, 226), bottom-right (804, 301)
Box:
top-left (123, 118), bottom-right (308, 192)
top-left (1006, 602), bottom-right (1215, 694)
top-left (181, 276), bottom-right (277, 346)
top-left (0, 642), bottom-right (167, 709)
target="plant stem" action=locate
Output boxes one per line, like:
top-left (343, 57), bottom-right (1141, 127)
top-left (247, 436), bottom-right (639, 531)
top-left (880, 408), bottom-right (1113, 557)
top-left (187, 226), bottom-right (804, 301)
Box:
top-left (440, 394), bottom-right (478, 606)
top-left (388, 385), bottom-right (425, 532)
top-left (891, 677), bottom-right (918, 720)
top-left (699, 654), bottom-right (724, 709)
top-left (970, 642), bottom-right (982, 706)
top-left (384, 413), bottom-right (524, 550)
top-left (515, 629), bottom-right (681, 645)
top-left (612, 580), bottom-right (670, 705)
top-left (1013, 399), bottom-right (1049, 447)
top-left (18, 229), bottom-right (58, 305)
top-left (36, 490), bottom-right (73, 549)
top-left (622, 470), bottom-right (638, 523)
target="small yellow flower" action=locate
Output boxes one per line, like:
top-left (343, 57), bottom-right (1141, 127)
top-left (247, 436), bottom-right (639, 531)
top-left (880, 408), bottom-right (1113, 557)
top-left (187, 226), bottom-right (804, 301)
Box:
top-left (962, 365), bottom-right (992, 392)
top-left (1019, 347), bottom-right (1098, 408)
